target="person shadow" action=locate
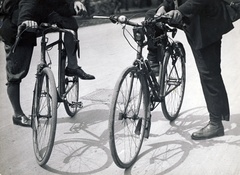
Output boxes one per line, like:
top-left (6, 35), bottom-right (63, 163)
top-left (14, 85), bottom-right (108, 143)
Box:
top-left (124, 106), bottom-right (240, 175)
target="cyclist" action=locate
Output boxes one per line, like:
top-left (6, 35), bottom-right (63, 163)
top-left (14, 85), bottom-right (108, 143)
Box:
top-left (0, 0), bottom-right (95, 127)
top-left (145, 0), bottom-right (234, 140)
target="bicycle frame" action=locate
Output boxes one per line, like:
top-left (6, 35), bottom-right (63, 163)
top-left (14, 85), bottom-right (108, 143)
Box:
top-left (132, 26), bottom-right (165, 103)
top-left (39, 30), bottom-right (77, 103)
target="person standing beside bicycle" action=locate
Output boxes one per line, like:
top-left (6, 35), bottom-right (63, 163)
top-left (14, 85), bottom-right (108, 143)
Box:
top-left (145, 0), bottom-right (234, 140)
top-left (0, 0), bottom-right (95, 127)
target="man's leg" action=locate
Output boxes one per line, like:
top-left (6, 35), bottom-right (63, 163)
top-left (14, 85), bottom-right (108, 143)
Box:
top-left (57, 16), bottom-right (95, 80)
top-left (190, 40), bottom-right (229, 140)
top-left (7, 82), bottom-right (23, 116)
top-left (64, 32), bottom-right (79, 69)
top-left (145, 9), bottom-right (164, 74)
top-left (5, 44), bottom-right (33, 127)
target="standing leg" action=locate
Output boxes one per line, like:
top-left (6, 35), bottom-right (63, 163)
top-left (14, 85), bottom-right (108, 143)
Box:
top-left (190, 39), bottom-right (229, 140)
top-left (7, 82), bottom-right (24, 116)
top-left (5, 44), bottom-right (34, 127)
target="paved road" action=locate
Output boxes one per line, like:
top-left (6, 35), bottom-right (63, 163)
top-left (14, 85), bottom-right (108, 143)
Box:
top-left (0, 19), bottom-right (240, 175)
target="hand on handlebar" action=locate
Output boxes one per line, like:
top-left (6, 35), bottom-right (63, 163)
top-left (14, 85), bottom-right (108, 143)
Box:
top-left (155, 6), bottom-right (166, 17)
top-left (165, 10), bottom-right (183, 24)
top-left (18, 20), bottom-right (38, 35)
top-left (21, 20), bottom-right (38, 28)
top-left (154, 7), bottom-right (183, 27)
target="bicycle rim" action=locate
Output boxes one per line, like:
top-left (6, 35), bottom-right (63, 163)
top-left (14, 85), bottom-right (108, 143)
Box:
top-left (32, 68), bottom-right (58, 166)
top-left (109, 66), bottom-right (149, 168)
top-left (161, 49), bottom-right (186, 121)
top-left (64, 76), bottom-right (79, 117)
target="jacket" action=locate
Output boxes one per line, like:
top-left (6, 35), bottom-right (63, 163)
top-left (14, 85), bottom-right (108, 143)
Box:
top-left (18, 0), bottom-right (78, 25)
top-left (161, 0), bottom-right (234, 49)
top-left (0, 0), bottom-right (78, 44)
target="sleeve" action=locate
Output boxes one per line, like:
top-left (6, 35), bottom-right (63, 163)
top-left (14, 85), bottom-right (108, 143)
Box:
top-left (159, 0), bottom-right (209, 17)
top-left (55, 0), bottom-right (81, 17)
top-left (178, 0), bottom-right (209, 18)
top-left (18, 0), bottom-right (37, 25)
top-left (161, 0), bottom-right (175, 11)
top-left (156, 0), bottom-right (175, 12)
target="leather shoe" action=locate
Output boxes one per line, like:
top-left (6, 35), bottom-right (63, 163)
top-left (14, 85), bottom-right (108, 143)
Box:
top-left (191, 121), bottom-right (224, 140)
top-left (65, 67), bottom-right (95, 80)
top-left (12, 114), bottom-right (31, 127)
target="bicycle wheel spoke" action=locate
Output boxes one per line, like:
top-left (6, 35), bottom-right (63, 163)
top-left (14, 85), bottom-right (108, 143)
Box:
top-left (109, 67), bottom-right (149, 168)
top-left (162, 48), bottom-right (186, 121)
top-left (32, 68), bottom-right (57, 166)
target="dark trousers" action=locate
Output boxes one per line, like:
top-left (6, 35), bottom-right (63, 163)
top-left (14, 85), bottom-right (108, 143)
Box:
top-left (189, 39), bottom-right (230, 121)
top-left (145, 9), bottom-right (164, 63)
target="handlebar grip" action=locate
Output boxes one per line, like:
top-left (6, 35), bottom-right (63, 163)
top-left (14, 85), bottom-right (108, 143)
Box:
top-left (154, 15), bottom-right (171, 23)
top-left (151, 15), bottom-right (189, 30)
top-left (115, 15), bottom-right (140, 26)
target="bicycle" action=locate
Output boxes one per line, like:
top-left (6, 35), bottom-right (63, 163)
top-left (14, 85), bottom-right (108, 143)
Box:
top-left (94, 15), bottom-right (186, 168)
top-left (13, 23), bottom-right (82, 166)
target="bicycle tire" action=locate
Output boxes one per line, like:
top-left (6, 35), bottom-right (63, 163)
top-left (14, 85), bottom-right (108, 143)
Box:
top-left (161, 42), bottom-right (186, 121)
top-left (31, 67), bottom-right (58, 166)
top-left (109, 66), bottom-right (150, 168)
top-left (59, 53), bottom-right (80, 117)
top-left (63, 76), bottom-right (79, 117)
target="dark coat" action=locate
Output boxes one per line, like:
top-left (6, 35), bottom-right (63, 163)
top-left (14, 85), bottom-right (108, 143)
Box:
top-left (18, 0), bottom-right (77, 25)
top-left (161, 0), bottom-right (234, 49)
top-left (0, 0), bottom-right (78, 44)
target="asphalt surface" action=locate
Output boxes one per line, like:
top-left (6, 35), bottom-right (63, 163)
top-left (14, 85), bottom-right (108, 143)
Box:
top-left (0, 18), bottom-right (240, 175)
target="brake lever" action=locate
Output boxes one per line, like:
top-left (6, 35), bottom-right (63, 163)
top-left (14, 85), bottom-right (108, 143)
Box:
top-left (12, 24), bottom-right (27, 53)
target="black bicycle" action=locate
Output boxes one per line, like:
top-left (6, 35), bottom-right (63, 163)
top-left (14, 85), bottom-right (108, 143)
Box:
top-left (13, 23), bottom-right (82, 166)
top-left (94, 15), bottom-right (186, 168)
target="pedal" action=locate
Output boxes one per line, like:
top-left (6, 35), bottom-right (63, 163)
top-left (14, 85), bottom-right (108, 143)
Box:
top-left (76, 101), bottom-right (83, 108)
top-left (70, 101), bottom-right (83, 108)
top-left (135, 118), bottom-right (142, 135)
top-left (144, 115), bottom-right (151, 139)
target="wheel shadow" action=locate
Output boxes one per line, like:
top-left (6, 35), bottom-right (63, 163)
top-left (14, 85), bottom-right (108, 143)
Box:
top-left (43, 138), bottom-right (112, 175)
top-left (42, 102), bottom-right (113, 174)
top-left (39, 103), bottom-right (240, 175)
top-left (124, 107), bottom-right (240, 175)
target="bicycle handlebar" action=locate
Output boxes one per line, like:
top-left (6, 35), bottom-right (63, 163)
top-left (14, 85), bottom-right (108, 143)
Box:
top-left (93, 15), bottom-right (141, 26)
top-left (93, 15), bottom-right (187, 28)
top-left (12, 23), bottom-right (76, 53)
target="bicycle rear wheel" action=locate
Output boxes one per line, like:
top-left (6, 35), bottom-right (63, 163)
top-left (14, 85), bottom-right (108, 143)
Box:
top-left (109, 66), bottom-right (150, 168)
top-left (59, 54), bottom-right (80, 117)
top-left (64, 76), bottom-right (79, 117)
top-left (32, 67), bottom-right (58, 166)
top-left (161, 42), bottom-right (186, 121)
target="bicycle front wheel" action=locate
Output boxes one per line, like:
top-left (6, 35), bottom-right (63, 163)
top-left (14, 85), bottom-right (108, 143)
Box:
top-left (161, 42), bottom-right (186, 121)
top-left (109, 66), bottom-right (150, 168)
top-left (32, 67), bottom-right (58, 166)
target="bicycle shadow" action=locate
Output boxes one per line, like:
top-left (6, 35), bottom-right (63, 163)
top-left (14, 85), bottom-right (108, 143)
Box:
top-left (124, 107), bottom-right (240, 175)
top-left (40, 104), bottom-right (240, 175)
top-left (43, 138), bottom-right (112, 175)
top-left (42, 102), bottom-right (113, 175)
